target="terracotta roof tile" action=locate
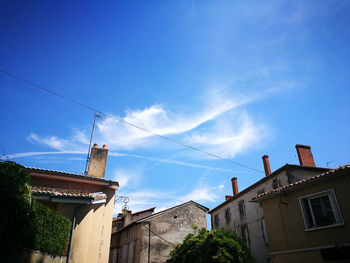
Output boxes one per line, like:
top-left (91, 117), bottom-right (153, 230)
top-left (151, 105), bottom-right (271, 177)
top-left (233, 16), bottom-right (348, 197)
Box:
top-left (31, 186), bottom-right (107, 200)
top-left (26, 166), bottom-right (119, 186)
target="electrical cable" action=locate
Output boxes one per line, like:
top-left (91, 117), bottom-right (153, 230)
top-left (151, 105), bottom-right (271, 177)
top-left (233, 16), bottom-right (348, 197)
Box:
top-left (0, 68), bottom-right (264, 173)
top-left (142, 224), bottom-right (175, 246)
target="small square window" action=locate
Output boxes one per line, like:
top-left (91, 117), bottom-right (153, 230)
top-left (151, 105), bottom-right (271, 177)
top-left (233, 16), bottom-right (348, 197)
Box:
top-left (299, 189), bottom-right (343, 230)
top-left (238, 201), bottom-right (245, 216)
top-left (225, 208), bottom-right (231, 224)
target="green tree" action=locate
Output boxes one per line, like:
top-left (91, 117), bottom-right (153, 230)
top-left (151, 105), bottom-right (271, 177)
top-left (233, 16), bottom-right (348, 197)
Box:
top-left (167, 226), bottom-right (253, 263)
top-left (0, 161), bottom-right (31, 260)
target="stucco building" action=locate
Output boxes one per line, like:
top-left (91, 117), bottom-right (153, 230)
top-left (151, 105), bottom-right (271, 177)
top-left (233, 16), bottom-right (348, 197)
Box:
top-left (28, 144), bottom-right (119, 263)
top-left (208, 144), bottom-right (329, 263)
top-left (252, 165), bottom-right (350, 263)
top-left (109, 201), bottom-right (209, 263)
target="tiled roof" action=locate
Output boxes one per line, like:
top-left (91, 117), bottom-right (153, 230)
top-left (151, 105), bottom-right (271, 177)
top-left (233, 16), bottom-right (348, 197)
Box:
top-left (252, 165), bottom-right (350, 201)
top-left (31, 185), bottom-right (107, 200)
top-left (26, 166), bottom-right (119, 186)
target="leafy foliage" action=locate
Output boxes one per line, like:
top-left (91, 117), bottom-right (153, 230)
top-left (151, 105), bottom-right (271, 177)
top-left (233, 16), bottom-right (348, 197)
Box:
top-left (0, 161), bottom-right (31, 259)
top-left (0, 161), bottom-right (71, 259)
top-left (25, 200), bottom-right (72, 256)
top-left (167, 226), bottom-right (253, 263)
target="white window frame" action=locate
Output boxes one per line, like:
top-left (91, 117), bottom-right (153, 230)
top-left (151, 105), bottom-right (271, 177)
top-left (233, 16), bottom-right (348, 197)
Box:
top-left (299, 189), bottom-right (343, 231)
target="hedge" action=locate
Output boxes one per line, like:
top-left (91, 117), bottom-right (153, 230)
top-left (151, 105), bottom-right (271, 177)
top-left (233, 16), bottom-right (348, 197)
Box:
top-left (25, 200), bottom-right (72, 256)
top-left (0, 161), bottom-right (72, 258)
top-left (0, 161), bottom-right (31, 260)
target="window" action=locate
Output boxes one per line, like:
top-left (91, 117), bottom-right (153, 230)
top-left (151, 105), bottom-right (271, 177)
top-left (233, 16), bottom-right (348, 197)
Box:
top-left (238, 201), bottom-right (245, 216)
top-left (214, 214), bottom-right (220, 228)
top-left (225, 208), bottom-right (231, 224)
top-left (241, 226), bottom-right (250, 248)
top-left (261, 217), bottom-right (268, 245)
top-left (272, 178), bottom-right (281, 189)
top-left (299, 189), bottom-right (343, 230)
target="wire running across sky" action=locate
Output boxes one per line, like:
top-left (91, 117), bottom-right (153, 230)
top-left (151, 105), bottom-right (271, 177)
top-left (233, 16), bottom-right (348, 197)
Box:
top-left (0, 68), bottom-right (264, 174)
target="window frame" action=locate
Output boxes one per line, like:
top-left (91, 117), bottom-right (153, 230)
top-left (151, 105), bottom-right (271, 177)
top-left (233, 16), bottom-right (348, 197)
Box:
top-left (241, 225), bottom-right (250, 248)
top-left (238, 201), bottom-right (245, 216)
top-left (225, 208), bottom-right (231, 224)
top-left (299, 189), bottom-right (343, 231)
top-left (214, 214), bottom-right (220, 228)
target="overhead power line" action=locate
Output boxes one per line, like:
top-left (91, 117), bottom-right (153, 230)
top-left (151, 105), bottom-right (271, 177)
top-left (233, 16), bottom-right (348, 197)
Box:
top-left (142, 224), bottom-right (175, 246)
top-left (0, 68), bottom-right (264, 174)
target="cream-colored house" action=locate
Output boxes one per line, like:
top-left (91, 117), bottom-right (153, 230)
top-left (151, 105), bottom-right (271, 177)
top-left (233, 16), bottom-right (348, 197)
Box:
top-left (252, 165), bottom-right (350, 263)
top-left (28, 144), bottom-right (119, 263)
top-left (208, 145), bottom-right (329, 263)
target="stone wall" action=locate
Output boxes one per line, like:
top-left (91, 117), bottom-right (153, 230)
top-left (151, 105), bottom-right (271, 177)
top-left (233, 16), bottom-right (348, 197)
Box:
top-left (16, 248), bottom-right (67, 263)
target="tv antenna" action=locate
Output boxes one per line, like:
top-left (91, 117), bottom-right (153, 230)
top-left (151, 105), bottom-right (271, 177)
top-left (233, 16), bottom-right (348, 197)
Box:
top-left (84, 113), bottom-right (102, 175)
top-left (116, 196), bottom-right (130, 211)
top-left (326, 160), bottom-right (335, 168)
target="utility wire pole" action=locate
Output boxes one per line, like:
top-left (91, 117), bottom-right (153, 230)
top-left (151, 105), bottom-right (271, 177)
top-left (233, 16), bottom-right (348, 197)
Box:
top-left (84, 113), bottom-right (100, 175)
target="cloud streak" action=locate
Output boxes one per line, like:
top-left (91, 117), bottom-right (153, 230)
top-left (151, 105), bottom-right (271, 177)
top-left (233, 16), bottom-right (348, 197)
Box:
top-left (26, 87), bottom-right (272, 160)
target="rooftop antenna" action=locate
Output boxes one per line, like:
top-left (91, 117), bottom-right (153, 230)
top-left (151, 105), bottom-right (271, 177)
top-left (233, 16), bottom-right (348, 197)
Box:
top-left (116, 196), bottom-right (130, 211)
top-left (84, 113), bottom-right (101, 175)
top-left (326, 160), bottom-right (335, 168)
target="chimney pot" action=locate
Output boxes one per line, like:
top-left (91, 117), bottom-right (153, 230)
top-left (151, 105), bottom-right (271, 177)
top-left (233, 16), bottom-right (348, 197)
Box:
top-left (231, 177), bottom-right (239, 196)
top-left (295, 144), bottom-right (315, 167)
top-left (225, 195), bottom-right (233, 201)
top-left (262, 155), bottom-right (271, 176)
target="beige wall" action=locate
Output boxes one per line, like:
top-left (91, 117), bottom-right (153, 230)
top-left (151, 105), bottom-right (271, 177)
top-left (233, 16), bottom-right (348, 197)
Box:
top-left (261, 174), bottom-right (350, 262)
top-left (61, 188), bottom-right (116, 263)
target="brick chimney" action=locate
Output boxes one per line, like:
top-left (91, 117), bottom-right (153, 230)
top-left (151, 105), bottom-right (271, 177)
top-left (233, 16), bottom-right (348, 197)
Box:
top-left (123, 210), bottom-right (132, 226)
top-left (262, 155), bottom-right (271, 176)
top-left (295, 144), bottom-right (315, 167)
top-left (87, 143), bottom-right (108, 178)
top-left (231, 177), bottom-right (239, 196)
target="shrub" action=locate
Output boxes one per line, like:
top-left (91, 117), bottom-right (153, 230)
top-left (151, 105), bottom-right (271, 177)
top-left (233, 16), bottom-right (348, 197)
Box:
top-left (25, 200), bottom-right (72, 256)
top-left (0, 161), bottom-right (31, 259)
top-left (167, 226), bottom-right (253, 263)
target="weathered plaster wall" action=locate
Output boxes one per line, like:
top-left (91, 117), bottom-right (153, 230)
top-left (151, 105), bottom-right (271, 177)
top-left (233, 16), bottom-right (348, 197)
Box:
top-left (139, 203), bottom-right (207, 263)
top-left (210, 168), bottom-right (324, 263)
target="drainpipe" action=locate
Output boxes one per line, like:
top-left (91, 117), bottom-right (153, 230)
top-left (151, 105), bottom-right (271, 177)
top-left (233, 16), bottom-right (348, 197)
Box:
top-left (66, 205), bottom-right (82, 263)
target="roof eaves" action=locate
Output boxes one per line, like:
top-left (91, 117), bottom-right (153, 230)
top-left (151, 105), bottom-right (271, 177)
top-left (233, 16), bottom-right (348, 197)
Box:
top-left (208, 164), bottom-right (330, 213)
top-left (251, 165), bottom-right (350, 201)
top-left (26, 166), bottom-right (119, 186)
top-left (138, 201), bottom-right (209, 222)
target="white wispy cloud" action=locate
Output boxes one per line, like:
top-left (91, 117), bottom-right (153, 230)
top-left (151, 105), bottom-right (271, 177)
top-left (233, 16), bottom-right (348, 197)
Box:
top-left (5, 150), bottom-right (240, 175)
top-left (26, 87), bottom-right (274, 160)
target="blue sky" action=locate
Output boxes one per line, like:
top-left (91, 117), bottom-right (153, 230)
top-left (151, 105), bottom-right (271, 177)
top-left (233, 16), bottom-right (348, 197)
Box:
top-left (1, 0), bottom-right (350, 222)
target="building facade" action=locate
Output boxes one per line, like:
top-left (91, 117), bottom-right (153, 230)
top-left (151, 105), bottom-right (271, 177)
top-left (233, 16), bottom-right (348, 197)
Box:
top-left (252, 165), bottom-right (350, 263)
top-left (28, 144), bottom-right (119, 263)
top-left (208, 145), bottom-right (329, 263)
top-left (109, 201), bottom-right (208, 263)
